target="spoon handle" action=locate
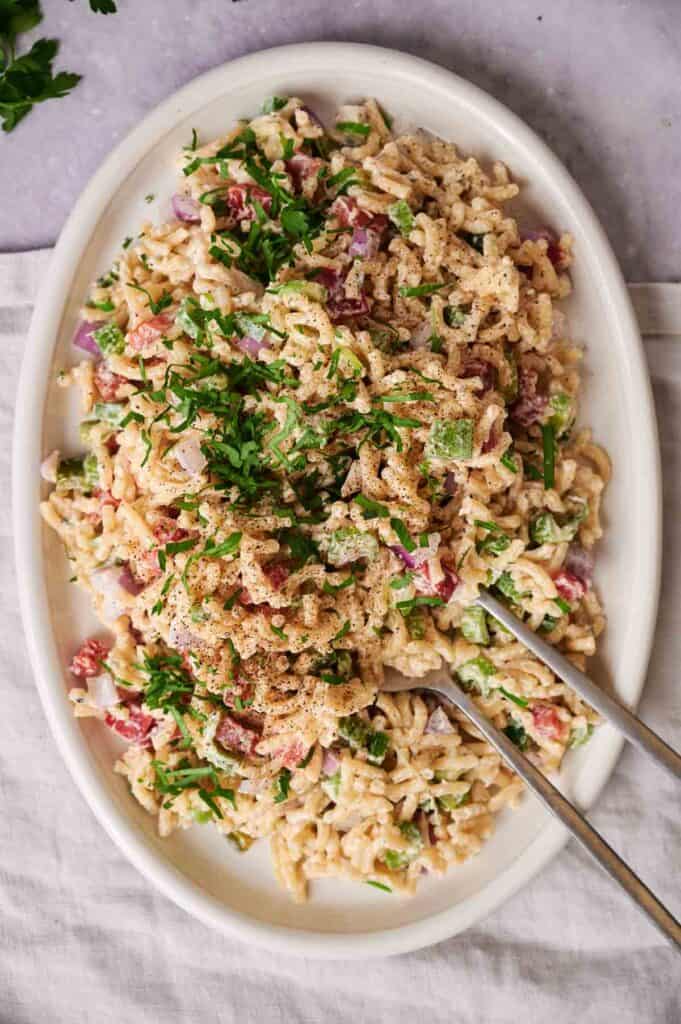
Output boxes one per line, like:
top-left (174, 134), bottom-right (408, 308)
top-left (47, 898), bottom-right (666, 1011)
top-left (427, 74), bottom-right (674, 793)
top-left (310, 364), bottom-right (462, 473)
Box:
top-left (433, 675), bottom-right (681, 952)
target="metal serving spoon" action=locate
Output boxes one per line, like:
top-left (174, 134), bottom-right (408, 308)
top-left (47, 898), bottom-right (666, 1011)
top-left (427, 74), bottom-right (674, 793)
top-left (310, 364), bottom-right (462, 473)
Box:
top-left (382, 589), bottom-right (681, 950)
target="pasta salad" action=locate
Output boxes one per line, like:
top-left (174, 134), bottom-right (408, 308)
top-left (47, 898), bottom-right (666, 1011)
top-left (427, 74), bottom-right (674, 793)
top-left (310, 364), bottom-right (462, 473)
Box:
top-left (41, 95), bottom-right (609, 900)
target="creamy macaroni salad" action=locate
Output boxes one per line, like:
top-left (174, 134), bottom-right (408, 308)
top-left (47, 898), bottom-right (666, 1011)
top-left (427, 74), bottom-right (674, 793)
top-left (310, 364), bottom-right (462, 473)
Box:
top-left (41, 96), bottom-right (609, 900)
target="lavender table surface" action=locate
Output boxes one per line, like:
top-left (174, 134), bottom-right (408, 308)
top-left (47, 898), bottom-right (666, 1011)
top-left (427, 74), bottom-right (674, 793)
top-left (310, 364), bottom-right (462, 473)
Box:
top-left (2, 2), bottom-right (681, 1022)
top-left (1, 0), bottom-right (680, 283)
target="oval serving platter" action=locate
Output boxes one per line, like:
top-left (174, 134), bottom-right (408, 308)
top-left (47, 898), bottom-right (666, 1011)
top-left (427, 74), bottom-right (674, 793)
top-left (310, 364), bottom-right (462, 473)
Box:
top-left (12, 42), bottom-right (661, 958)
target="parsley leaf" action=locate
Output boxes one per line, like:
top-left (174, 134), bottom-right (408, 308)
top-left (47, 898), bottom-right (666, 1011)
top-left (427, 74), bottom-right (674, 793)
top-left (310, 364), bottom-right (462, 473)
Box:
top-left (0, 36), bottom-right (81, 133)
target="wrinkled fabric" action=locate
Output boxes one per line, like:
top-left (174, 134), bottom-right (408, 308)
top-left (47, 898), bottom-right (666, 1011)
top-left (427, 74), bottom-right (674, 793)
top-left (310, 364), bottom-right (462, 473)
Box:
top-left (1, 251), bottom-right (679, 1023)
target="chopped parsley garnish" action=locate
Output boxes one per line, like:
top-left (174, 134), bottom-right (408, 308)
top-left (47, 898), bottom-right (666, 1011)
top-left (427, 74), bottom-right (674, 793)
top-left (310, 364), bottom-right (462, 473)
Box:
top-left (503, 719), bottom-right (530, 751)
top-left (460, 231), bottom-right (485, 253)
top-left (499, 687), bottom-right (529, 708)
top-left (398, 282), bottom-right (448, 298)
top-left (500, 450), bottom-right (518, 473)
top-left (390, 517), bottom-right (415, 552)
top-left (335, 120), bottom-right (370, 137)
top-left (273, 768), bottom-right (291, 803)
top-left (396, 596), bottom-right (444, 615)
top-left (322, 574), bottom-right (355, 595)
top-left (140, 651), bottom-right (195, 715)
top-left (542, 423), bottom-right (556, 489)
top-left (127, 283), bottom-right (173, 315)
top-left (354, 494), bottom-right (390, 519)
top-left (262, 95), bottom-right (288, 113)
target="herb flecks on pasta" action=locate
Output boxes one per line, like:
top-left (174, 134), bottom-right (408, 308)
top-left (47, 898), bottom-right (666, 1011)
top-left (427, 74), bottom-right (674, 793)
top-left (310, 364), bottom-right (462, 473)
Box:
top-left (41, 95), bottom-right (608, 902)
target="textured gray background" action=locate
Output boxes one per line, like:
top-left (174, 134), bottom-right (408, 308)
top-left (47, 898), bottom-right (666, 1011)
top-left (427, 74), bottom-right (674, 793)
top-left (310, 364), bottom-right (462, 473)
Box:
top-left (0, 0), bottom-right (680, 282)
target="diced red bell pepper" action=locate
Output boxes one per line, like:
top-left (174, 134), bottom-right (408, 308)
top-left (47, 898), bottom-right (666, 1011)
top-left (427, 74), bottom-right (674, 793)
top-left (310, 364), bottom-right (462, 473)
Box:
top-left (553, 570), bottom-right (586, 603)
top-left (226, 184), bottom-right (272, 222)
top-left (127, 314), bottom-right (173, 353)
top-left (215, 713), bottom-right (260, 757)
top-left (70, 638), bottom-right (110, 679)
top-left (105, 703), bottom-right (155, 745)
top-left (531, 702), bottom-right (566, 741)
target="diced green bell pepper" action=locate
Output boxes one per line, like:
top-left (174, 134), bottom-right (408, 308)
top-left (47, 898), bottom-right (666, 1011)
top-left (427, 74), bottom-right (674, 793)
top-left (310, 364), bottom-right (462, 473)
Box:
top-left (425, 418), bottom-right (474, 461)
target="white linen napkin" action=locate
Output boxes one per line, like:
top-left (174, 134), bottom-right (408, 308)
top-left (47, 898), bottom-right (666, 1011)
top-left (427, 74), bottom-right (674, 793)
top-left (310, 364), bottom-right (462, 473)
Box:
top-left (2, 251), bottom-right (679, 1023)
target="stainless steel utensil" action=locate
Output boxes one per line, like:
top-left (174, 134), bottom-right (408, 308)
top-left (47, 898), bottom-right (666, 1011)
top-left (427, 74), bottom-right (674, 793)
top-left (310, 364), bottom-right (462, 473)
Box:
top-left (381, 589), bottom-right (681, 949)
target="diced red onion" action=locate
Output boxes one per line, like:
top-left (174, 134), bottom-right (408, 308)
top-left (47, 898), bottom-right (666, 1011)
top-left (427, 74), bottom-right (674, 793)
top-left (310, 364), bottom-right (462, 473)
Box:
top-left (415, 561), bottom-right (459, 603)
top-left (168, 619), bottom-right (203, 652)
top-left (410, 321), bottom-right (432, 349)
top-left (285, 153), bottom-right (323, 192)
top-left (462, 359), bottom-right (496, 393)
top-left (174, 434), bottom-right (207, 475)
top-left (235, 334), bottom-right (271, 358)
top-left (322, 748), bottom-right (341, 774)
top-left (565, 544), bottom-right (594, 585)
top-left (40, 450), bottom-right (60, 483)
top-left (117, 564), bottom-right (145, 596)
top-left (171, 192), bottom-right (201, 223)
top-left (315, 268), bottom-right (369, 322)
top-left (551, 308), bottom-right (568, 341)
top-left (73, 320), bottom-right (104, 357)
top-left (412, 534), bottom-right (441, 568)
top-left (298, 105), bottom-right (325, 131)
top-left (390, 533), bottom-right (440, 571)
top-left (91, 567), bottom-right (128, 622)
top-left (87, 672), bottom-right (120, 708)
top-left (509, 367), bottom-right (548, 427)
top-left (520, 228), bottom-right (557, 244)
top-left (238, 778), bottom-right (259, 794)
top-left (390, 544), bottom-right (417, 569)
top-left (348, 226), bottom-right (382, 259)
top-left (519, 227), bottom-right (565, 268)
top-left (425, 705), bottom-right (454, 735)
top-left (482, 423), bottom-right (500, 454)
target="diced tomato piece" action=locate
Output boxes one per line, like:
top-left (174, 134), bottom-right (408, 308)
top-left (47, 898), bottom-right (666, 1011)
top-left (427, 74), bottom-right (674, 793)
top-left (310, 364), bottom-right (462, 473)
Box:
top-left (274, 739), bottom-right (307, 769)
top-left (285, 154), bottom-right (323, 192)
top-left (226, 184), bottom-right (272, 222)
top-left (94, 364), bottom-right (128, 401)
top-left (105, 703), bottom-right (155, 745)
top-left (215, 713), bottom-right (260, 757)
top-left (531, 703), bottom-right (566, 741)
top-left (553, 570), bottom-right (586, 603)
top-left (70, 638), bottom-right (110, 678)
top-left (127, 314), bottom-right (172, 353)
